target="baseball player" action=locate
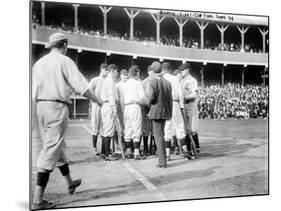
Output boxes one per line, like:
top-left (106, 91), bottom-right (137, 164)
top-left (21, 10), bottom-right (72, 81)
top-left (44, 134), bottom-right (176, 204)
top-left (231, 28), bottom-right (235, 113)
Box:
top-left (141, 66), bottom-right (153, 155)
top-left (100, 64), bottom-right (119, 161)
top-left (32, 32), bottom-right (103, 209)
top-left (122, 65), bottom-right (146, 159)
top-left (178, 62), bottom-right (201, 156)
top-left (161, 62), bottom-right (186, 161)
top-left (88, 63), bottom-right (109, 155)
top-left (115, 69), bottom-right (129, 153)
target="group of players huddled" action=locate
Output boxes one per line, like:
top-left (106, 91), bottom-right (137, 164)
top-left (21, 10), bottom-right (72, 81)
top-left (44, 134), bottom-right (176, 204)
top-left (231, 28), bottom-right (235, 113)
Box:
top-left (88, 60), bottom-right (201, 165)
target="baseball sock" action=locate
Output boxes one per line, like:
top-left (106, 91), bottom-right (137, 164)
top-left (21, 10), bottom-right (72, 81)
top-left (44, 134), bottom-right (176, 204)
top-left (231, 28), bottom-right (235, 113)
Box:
top-left (143, 136), bottom-right (148, 153)
top-left (59, 164), bottom-right (75, 187)
top-left (185, 135), bottom-right (192, 152)
top-left (133, 141), bottom-right (140, 156)
top-left (101, 136), bottom-right (105, 155)
top-left (92, 135), bottom-right (98, 148)
top-left (33, 172), bottom-right (50, 203)
top-left (104, 137), bottom-right (111, 157)
top-left (192, 133), bottom-right (200, 149)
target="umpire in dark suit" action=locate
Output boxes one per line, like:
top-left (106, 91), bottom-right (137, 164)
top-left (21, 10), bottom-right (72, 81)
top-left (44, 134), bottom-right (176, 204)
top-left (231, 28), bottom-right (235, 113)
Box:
top-left (146, 62), bottom-right (173, 168)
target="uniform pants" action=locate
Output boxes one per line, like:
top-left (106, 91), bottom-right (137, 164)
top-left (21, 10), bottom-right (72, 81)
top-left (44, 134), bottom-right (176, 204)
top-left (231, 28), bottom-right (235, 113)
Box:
top-left (91, 102), bottom-right (102, 136)
top-left (36, 101), bottom-right (69, 171)
top-left (164, 102), bottom-right (186, 140)
top-left (124, 104), bottom-right (142, 141)
top-left (183, 100), bottom-right (199, 134)
top-left (152, 120), bottom-right (166, 166)
top-left (101, 103), bottom-right (115, 137)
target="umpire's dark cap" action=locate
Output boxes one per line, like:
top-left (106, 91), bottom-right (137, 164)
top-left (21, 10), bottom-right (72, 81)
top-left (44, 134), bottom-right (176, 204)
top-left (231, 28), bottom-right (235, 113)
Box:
top-left (151, 62), bottom-right (162, 73)
top-left (100, 63), bottom-right (108, 69)
top-left (108, 64), bottom-right (119, 71)
top-left (179, 62), bottom-right (191, 71)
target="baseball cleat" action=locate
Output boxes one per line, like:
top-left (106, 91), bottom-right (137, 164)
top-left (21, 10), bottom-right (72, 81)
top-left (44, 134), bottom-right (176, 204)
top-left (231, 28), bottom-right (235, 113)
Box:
top-left (32, 200), bottom-right (56, 210)
top-left (104, 154), bottom-right (118, 161)
top-left (68, 179), bottom-right (82, 194)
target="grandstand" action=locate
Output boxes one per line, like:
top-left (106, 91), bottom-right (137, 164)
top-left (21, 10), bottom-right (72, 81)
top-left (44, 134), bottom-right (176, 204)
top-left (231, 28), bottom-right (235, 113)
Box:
top-left (31, 1), bottom-right (269, 119)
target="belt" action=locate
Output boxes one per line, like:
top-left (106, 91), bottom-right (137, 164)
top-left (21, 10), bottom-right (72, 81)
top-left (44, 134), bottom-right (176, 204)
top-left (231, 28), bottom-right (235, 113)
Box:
top-left (184, 98), bottom-right (195, 104)
top-left (124, 102), bottom-right (140, 106)
top-left (36, 99), bottom-right (69, 106)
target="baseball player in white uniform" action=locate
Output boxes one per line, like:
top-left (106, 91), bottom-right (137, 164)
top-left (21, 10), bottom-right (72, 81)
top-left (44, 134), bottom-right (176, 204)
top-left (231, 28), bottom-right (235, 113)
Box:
top-left (161, 62), bottom-right (186, 161)
top-left (100, 64), bottom-right (119, 161)
top-left (88, 63), bottom-right (109, 155)
top-left (122, 65), bottom-right (146, 159)
top-left (115, 69), bottom-right (129, 153)
top-left (32, 33), bottom-right (103, 209)
top-left (178, 62), bottom-right (200, 156)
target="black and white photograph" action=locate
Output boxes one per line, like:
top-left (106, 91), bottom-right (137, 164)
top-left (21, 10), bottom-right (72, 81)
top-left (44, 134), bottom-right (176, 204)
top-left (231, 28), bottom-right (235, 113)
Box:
top-left (30, 0), bottom-right (269, 210)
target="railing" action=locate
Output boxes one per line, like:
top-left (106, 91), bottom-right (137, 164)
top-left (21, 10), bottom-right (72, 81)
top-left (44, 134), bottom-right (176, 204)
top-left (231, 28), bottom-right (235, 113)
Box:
top-left (32, 27), bottom-right (268, 66)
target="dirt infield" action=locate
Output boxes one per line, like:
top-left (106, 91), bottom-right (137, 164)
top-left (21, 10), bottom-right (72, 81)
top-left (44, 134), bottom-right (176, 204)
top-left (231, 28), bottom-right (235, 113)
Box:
top-left (31, 119), bottom-right (268, 208)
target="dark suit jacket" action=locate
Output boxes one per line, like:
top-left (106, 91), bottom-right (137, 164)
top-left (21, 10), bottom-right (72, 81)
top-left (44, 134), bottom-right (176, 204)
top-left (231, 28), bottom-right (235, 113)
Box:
top-left (146, 75), bottom-right (173, 120)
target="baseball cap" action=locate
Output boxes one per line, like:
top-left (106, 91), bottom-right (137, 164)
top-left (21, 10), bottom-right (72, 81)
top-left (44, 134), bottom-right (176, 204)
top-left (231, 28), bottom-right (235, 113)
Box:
top-left (162, 62), bottom-right (172, 71)
top-left (47, 32), bottom-right (67, 48)
top-left (120, 69), bottom-right (128, 76)
top-left (129, 65), bottom-right (139, 76)
top-left (179, 62), bottom-right (191, 71)
top-left (108, 64), bottom-right (119, 71)
top-left (151, 61), bottom-right (162, 73)
top-left (100, 63), bottom-right (108, 70)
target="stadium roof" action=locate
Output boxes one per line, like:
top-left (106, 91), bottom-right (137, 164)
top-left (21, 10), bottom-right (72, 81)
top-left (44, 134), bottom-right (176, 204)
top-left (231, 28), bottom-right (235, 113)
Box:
top-left (34, 0), bottom-right (268, 26)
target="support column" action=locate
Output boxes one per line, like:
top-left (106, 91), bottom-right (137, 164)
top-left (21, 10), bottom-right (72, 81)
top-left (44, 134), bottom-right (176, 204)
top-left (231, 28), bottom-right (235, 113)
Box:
top-left (221, 65), bottom-right (226, 87)
top-left (200, 64), bottom-right (205, 87)
top-left (216, 24), bottom-right (229, 50)
top-left (73, 4), bottom-right (79, 32)
top-left (242, 65), bottom-right (246, 86)
top-left (41, 2), bottom-right (45, 26)
top-left (99, 6), bottom-right (112, 36)
top-left (151, 13), bottom-right (166, 44)
top-left (124, 8), bottom-right (140, 40)
top-left (258, 27), bottom-right (269, 53)
top-left (237, 25), bottom-right (249, 52)
top-left (196, 21), bottom-right (209, 49)
top-left (263, 66), bottom-right (268, 86)
top-left (174, 17), bottom-right (188, 47)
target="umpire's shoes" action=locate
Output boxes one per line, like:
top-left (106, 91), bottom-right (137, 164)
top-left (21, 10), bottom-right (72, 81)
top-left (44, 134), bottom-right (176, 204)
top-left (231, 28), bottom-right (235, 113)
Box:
top-left (156, 164), bottom-right (167, 168)
top-left (105, 154), bottom-right (118, 161)
top-left (32, 200), bottom-right (56, 210)
top-left (68, 179), bottom-right (82, 194)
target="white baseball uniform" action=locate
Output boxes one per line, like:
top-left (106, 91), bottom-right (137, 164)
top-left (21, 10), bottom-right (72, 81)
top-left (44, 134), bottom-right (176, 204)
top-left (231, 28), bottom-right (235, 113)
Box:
top-left (163, 72), bottom-right (186, 140)
top-left (32, 49), bottom-right (88, 171)
top-left (100, 73), bottom-right (117, 137)
top-left (122, 78), bottom-right (145, 141)
top-left (89, 75), bottom-right (105, 136)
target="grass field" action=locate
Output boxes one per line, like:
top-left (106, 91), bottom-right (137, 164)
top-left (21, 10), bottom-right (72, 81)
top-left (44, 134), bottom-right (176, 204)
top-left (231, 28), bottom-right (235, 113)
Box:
top-left (31, 118), bottom-right (268, 209)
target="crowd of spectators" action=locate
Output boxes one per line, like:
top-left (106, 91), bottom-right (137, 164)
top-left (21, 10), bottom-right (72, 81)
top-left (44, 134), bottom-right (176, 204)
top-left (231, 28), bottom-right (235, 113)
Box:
top-left (32, 16), bottom-right (264, 53)
top-left (198, 83), bottom-right (268, 120)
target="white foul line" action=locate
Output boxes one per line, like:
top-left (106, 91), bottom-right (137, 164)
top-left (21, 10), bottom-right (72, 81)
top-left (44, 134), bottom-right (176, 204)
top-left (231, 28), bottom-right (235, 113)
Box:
top-left (81, 124), bottom-right (167, 201)
top-left (82, 125), bottom-right (93, 135)
top-left (122, 162), bottom-right (167, 200)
